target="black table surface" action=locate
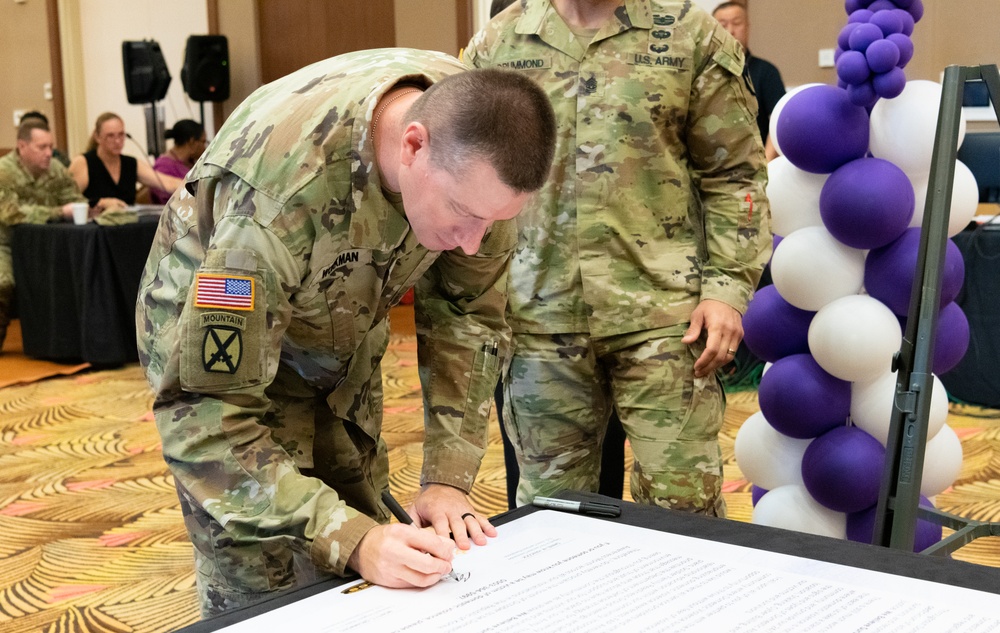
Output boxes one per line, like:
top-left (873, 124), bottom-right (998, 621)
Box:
top-left (178, 490), bottom-right (1000, 632)
top-left (12, 216), bottom-right (159, 365)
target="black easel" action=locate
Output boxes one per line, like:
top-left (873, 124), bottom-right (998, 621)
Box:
top-left (873, 64), bottom-right (1000, 554)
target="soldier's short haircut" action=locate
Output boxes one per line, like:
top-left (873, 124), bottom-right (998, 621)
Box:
top-left (404, 68), bottom-right (556, 193)
top-left (20, 110), bottom-right (50, 127)
top-left (17, 119), bottom-right (49, 142)
top-left (712, 1), bottom-right (748, 16)
top-left (490, 0), bottom-right (516, 19)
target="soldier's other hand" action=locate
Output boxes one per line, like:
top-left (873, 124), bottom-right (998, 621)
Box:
top-left (347, 523), bottom-right (454, 589)
top-left (682, 299), bottom-right (743, 378)
top-left (412, 483), bottom-right (497, 550)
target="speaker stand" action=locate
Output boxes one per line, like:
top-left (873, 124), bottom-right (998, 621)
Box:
top-left (143, 102), bottom-right (166, 157)
top-left (872, 64), bottom-right (1000, 555)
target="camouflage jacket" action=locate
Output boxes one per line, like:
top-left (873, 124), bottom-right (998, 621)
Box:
top-left (0, 151), bottom-right (83, 247)
top-left (136, 49), bottom-right (513, 578)
top-left (466, 0), bottom-right (771, 336)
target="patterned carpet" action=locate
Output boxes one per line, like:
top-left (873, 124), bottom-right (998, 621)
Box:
top-left (1, 325), bottom-right (999, 631)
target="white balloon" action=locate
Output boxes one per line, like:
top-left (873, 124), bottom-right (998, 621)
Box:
top-left (734, 411), bottom-right (812, 491)
top-left (908, 160), bottom-right (981, 237)
top-left (770, 83), bottom-right (824, 157)
top-left (771, 226), bottom-right (866, 311)
top-left (808, 295), bottom-right (902, 382)
top-left (921, 424), bottom-right (963, 497)
top-left (850, 371), bottom-right (949, 445)
top-left (752, 484), bottom-right (847, 539)
top-left (870, 80), bottom-right (968, 178)
top-left (766, 156), bottom-right (829, 238)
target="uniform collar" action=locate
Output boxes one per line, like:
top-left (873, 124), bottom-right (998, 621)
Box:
top-left (346, 80), bottom-right (424, 253)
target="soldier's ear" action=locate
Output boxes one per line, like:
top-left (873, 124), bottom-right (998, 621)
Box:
top-left (399, 122), bottom-right (429, 167)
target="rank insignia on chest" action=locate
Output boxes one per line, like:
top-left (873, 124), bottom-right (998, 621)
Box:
top-left (194, 273), bottom-right (255, 310)
top-left (202, 325), bottom-right (243, 374)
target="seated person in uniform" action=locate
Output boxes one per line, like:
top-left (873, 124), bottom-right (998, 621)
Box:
top-left (68, 112), bottom-right (183, 211)
top-left (18, 111), bottom-right (70, 167)
top-left (0, 120), bottom-right (88, 350)
top-left (151, 119), bottom-right (206, 205)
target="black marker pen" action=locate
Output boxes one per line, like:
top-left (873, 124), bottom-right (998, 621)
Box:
top-left (532, 496), bottom-right (622, 518)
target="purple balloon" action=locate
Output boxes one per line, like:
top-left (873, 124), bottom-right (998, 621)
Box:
top-left (933, 302), bottom-right (971, 375)
top-left (848, 8), bottom-right (874, 24)
top-left (802, 426), bottom-right (885, 513)
top-left (758, 354), bottom-right (851, 439)
top-left (849, 23), bottom-right (885, 52)
top-left (868, 0), bottom-right (897, 11)
top-left (890, 0), bottom-right (914, 8)
top-left (847, 80), bottom-right (879, 109)
top-left (887, 32), bottom-right (914, 67)
top-left (873, 66), bottom-right (907, 99)
top-left (909, 0), bottom-right (924, 22)
top-left (820, 157), bottom-right (914, 249)
top-left (743, 286), bottom-right (815, 363)
top-left (838, 50), bottom-right (872, 85)
top-left (869, 8), bottom-right (905, 35)
top-left (838, 22), bottom-right (861, 50)
top-left (847, 497), bottom-right (942, 551)
top-left (751, 485), bottom-right (769, 507)
top-left (866, 39), bottom-right (901, 74)
top-left (864, 228), bottom-right (967, 315)
top-left (893, 8), bottom-right (916, 36)
top-left (777, 85), bottom-right (870, 174)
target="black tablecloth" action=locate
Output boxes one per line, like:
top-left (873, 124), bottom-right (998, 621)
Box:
top-left (11, 217), bottom-right (159, 365)
top-left (178, 491), bottom-right (1000, 632)
top-left (941, 225), bottom-right (1000, 407)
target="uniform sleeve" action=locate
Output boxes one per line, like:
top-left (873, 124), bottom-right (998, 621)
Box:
top-left (686, 27), bottom-right (772, 314)
top-left (412, 218), bottom-right (516, 492)
top-left (140, 182), bottom-right (377, 579)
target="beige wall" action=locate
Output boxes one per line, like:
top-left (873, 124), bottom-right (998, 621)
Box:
top-left (394, 0), bottom-right (459, 56)
top-left (4, 1), bottom-right (999, 152)
top-left (0, 0), bottom-right (54, 150)
top-left (750, 1), bottom-right (1000, 88)
top-left (217, 0), bottom-right (262, 121)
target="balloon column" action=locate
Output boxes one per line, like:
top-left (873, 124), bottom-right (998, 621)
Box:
top-left (735, 0), bottom-right (976, 551)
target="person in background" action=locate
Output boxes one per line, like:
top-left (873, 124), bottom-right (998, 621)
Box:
top-left (485, 0), bottom-right (627, 510)
top-left (0, 120), bottom-right (87, 350)
top-left (136, 49), bottom-right (555, 617)
top-left (713, 1), bottom-right (786, 161)
top-left (18, 111), bottom-right (70, 167)
top-left (151, 119), bottom-right (206, 205)
top-left (467, 0), bottom-right (771, 514)
top-left (68, 112), bottom-right (183, 211)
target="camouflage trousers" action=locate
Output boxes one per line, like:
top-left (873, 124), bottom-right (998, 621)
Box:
top-left (503, 325), bottom-right (727, 516)
top-left (176, 366), bottom-right (390, 618)
top-left (0, 244), bottom-right (13, 348)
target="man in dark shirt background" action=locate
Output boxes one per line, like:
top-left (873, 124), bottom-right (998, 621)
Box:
top-left (713, 2), bottom-right (786, 161)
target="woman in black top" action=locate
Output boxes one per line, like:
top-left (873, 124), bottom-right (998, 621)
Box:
top-left (69, 112), bottom-right (183, 210)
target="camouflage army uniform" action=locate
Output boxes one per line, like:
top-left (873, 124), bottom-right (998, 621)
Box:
top-left (0, 151), bottom-right (84, 347)
top-left (466, 1), bottom-right (770, 514)
top-left (136, 49), bottom-right (513, 616)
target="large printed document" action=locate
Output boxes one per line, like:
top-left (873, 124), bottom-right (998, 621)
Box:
top-left (218, 511), bottom-right (1000, 632)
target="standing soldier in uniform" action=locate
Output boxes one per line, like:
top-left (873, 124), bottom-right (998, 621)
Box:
top-left (136, 48), bottom-right (555, 617)
top-left (465, 0), bottom-right (771, 514)
top-left (0, 119), bottom-right (87, 350)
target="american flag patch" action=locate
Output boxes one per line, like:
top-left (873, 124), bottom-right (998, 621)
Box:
top-left (194, 274), bottom-right (255, 311)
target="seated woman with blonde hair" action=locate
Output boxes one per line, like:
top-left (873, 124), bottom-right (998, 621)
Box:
top-left (69, 112), bottom-right (183, 211)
